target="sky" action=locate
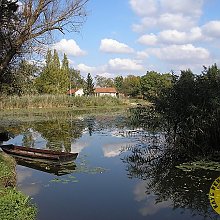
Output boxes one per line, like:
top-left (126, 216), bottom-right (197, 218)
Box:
top-left (51, 0), bottom-right (220, 78)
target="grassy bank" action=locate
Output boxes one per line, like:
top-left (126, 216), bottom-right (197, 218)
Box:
top-left (0, 95), bottom-right (127, 110)
top-left (0, 153), bottom-right (37, 220)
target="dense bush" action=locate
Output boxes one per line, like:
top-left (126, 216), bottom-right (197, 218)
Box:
top-left (155, 64), bottom-right (220, 157)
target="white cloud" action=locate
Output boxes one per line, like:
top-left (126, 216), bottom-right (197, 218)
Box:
top-left (108, 58), bottom-right (144, 71)
top-left (77, 63), bottom-right (97, 73)
top-left (52, 39), bottom-right (87, 56)
top-left (129, 0), bottom-right (158, 16)
top-left (159, 27), bottom-right (202, 44)
top-left (130, 0), bottom-right (203, 32)
top-left (100, 39), bottom-right (134, 54)
top-left (136, 51), bottom-right (149, 59)
top-left (97, 72), bottom-right (116, 78)
top-left (77, 58), bottom-right (145, 76)
top-left (202, 20), bottom-right (220, 38)
top-left (160, 0), bottom-right (204, 17)
top-left (158, 13), bottom-right (196, 30)
top-left (150, 44), bottom-right (210, 64)
top-left (137, 34), bottom-right (157, 46)
top-left (132, 17), bottom-right (157, 32)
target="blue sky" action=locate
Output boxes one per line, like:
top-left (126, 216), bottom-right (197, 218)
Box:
top-left (51, 0), bottom-right (220, 78)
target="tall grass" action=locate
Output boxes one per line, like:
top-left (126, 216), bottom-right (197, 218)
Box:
top-left (0, 95), bottom-right (126, 110)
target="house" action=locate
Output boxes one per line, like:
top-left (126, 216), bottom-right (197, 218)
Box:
top-left (94, 87), bottom-right (118, 97)
top-left (67, 87), bottom-right (118, 97)
top-left (67, 88), bottom-right (84, 96)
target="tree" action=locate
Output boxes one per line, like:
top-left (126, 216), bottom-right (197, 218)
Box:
top-left (95, 75), bottom-right (114, 87)
top-left (83, 73), bottom-right (94, 96)
top-left (14, 60), bottom-right (39, 95)
top-left (140, 71), bottom-right (172, 101)
top-left (114, 76), bottom-right (124, 93)
top-left (69, 68), bottom-right (85, 89)
top-left (0, 0), bottom-right (88, 76)
top-left (35, 49), bottom-right (69, 94)
top-left (123, 75), bottom-right (141, 97)
top-left (0, 59), bottom-right (39, 95)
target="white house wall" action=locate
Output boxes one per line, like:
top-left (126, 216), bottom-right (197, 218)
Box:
top-left (75, 89), bottom-right (84, 96)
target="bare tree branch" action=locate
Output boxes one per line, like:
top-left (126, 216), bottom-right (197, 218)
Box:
top-left (0, 0), bottom-right (89, 74)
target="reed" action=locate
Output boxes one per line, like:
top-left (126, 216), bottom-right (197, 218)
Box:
top-left (0, 95), bottom-right (126, 110)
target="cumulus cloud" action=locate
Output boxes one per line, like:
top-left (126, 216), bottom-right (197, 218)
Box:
top-left (160, 0), bottom-right (204, 17)
top-left (150, 44), bottom-right (210, 64)
top-left (136, 51), bottom-right (149, 59)
top-left (100, 38), bottom-right (134, 54)
top-left (77, 63), bottom-right (97, 73)
top-left (52, 39), bottom-right (87, 56)
top-left (130, 0), bottom-right (203, 32)
top-left (159, 27), bottom-right (202, 44)
top-left (137, 34), bottom-right (157, 46)
top-left (132, 17), bottom-right (157, 32)
top-left (108, 58), bottom-right (144, 71)
top-left (202, 20), bottom-right (220, 39)
top-left (158, 13), bottom-right (196, 30)
top-left (129, 0), bottom-right (158, 16)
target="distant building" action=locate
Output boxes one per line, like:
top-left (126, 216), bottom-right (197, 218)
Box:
top-left (67, 88), bottom-right (84, 96)
top-left (67, 87), bottom-right (119, 97)
top-left (94, 87), bottom-right (118, 97)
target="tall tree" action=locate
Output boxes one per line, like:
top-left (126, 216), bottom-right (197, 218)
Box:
top-left (123, 75), bottom-right (141, 97)
top-left (84, 73), bottom-right (94, 96)
top-left (0, 0), bottom-right (89, 76)
top-left (35, 49), bottom-right (69, 94)
top-left (69, 68), bottom-right (85, 89)
top-left (114, 76), bottom-right (124, 93)
top-left (140, 71), bottom-right (172, 101)
top-left (60, 53), bottom-right (70, 93)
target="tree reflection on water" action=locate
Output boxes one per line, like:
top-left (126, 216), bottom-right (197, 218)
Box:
top-left (122, 106), bottom-right (220, 219)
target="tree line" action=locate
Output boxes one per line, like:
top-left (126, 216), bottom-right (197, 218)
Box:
top-left (0, 48), bottom-right (175, 98)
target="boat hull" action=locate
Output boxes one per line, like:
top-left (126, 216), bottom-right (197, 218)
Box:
top-left (1, 144), bottom-right (78, 163)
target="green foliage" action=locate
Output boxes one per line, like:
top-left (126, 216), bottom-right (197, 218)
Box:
top-left (35, 49), bottom-right (69, 94)
top-left (69, 68), bottom-right (85, 89)
top-left (0, 94), bottom-right (125, 110)
top-left (113, 75), bottom-right (141, 97)
top-left (0, 188), bottom-right (37, 220)
top-left (123, 75), bottom-right (141, 97)
top-left (114, 76), bottom-right (123, 93)
top-left (14, 60), bottom-right (39, 95)
top-left (0, 153), bottom-right (15, 187)
top-left (140, 71), bottom-right (173, 101)
top-left (83, 73), bottom-right (95, 96)
top-left (0, 60), bottom-right (39, 95)
top-left (0, 153), bottom-right (36, 220)
top-left (156, 64), bottom-right (220, 157)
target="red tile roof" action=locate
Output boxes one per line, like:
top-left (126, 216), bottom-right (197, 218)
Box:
top-left (67, 89), bottom-right (77, 95)
top-left (94, 87), bottom-right (117, 93)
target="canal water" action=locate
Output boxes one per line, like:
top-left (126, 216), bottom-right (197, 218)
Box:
top-left (2, 113), bottom-right (220, 220)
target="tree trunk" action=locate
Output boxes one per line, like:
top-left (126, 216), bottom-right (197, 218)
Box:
top-left (0, 49), bottom-right (17, 74)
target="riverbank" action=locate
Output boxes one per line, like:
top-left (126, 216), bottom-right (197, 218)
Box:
top-left (0, 95), bottom-right (127, 110)
top-left (0, 152), bottom-right (36, 219)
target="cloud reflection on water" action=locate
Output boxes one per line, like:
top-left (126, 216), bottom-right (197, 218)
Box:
top-left (134, 181), bottom-right (171, 216)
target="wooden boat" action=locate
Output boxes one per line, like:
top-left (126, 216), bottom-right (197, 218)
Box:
top-left (0, 144), bottom-right (78, 163)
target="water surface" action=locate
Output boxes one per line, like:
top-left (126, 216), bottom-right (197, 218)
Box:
top-left (2, 112), bottom-right (219, 220)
